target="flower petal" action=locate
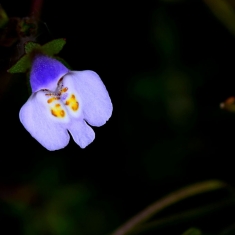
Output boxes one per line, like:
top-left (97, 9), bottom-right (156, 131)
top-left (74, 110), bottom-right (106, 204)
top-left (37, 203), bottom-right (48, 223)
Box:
top-left (68, 119), bottom-right (95, 148)
top-left (19, 91), bottom-right (70, 151)
top-left (30, 55), bottom-right (69, 93)
top-left (63, 71), bottom-right (113, 126)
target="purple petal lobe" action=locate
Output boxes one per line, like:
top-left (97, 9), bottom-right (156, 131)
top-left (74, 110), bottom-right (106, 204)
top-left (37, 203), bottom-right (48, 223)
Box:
top-left (64, 71), bottom-right (113, 126)
top-left (30, 55), bottom-right (69, 92)
top-left (68, 119), bottom-right (95, 148)
top-left (19, 91), bottom-right (70, 151)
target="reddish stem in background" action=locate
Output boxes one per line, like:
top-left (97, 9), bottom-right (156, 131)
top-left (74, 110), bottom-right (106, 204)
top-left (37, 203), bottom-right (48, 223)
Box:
top-left (30, 0), bottom-right (44, 18)
top-left (110, 180), bottom-right (226, 235)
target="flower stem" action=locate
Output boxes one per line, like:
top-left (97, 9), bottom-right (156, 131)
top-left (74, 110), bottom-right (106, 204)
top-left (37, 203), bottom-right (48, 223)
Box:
top-left (110, 180), bottom-right (226, 235)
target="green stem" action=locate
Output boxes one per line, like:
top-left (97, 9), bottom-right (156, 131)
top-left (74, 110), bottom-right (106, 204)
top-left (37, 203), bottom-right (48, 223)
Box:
top-left (110, 180), bottom-right (226, 235)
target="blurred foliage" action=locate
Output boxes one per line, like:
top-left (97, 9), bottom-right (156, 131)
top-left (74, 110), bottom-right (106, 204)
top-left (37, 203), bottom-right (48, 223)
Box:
top-left (0, 5), bottom-right (8, 28)
top-left (181, 228), bottom-right (202, 235)
top-left (203, 0), bottom-right (235, 37)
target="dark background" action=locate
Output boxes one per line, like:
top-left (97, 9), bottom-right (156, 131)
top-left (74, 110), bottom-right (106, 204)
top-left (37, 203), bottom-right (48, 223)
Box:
top-left (1, 0), bottom-right (235, 234)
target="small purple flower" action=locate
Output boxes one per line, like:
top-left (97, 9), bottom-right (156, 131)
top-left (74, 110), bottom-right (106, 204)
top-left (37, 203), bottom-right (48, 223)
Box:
top-left (20, 54), bottom-right (112, 150)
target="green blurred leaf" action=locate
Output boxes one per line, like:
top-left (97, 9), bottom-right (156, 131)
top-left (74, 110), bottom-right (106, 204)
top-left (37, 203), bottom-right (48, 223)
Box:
top-left (25, 42), bottom-right (40, 54)
top-left (41, 38), bottom-right (66, 56)
top-left (181, 228), bottom-right (202, 235)
top-left (8, 38), bottom-right (67, 74)
top-left (8, 54), bottom-right (31, 73)
top-left (0, 5), bottom-right (8, 28)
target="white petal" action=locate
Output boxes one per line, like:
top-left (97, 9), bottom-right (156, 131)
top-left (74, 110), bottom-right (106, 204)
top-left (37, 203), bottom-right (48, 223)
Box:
top-left (68, 119), bottom-right (95, 148)
top-left (19, 91), bottom-right (70, 151)
top-left (63, 71), bottom-right (113, 127)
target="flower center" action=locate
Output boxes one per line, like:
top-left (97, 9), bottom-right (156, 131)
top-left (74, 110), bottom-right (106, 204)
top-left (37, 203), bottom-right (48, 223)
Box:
top-left (43, 77), bottom-right (79, 119)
